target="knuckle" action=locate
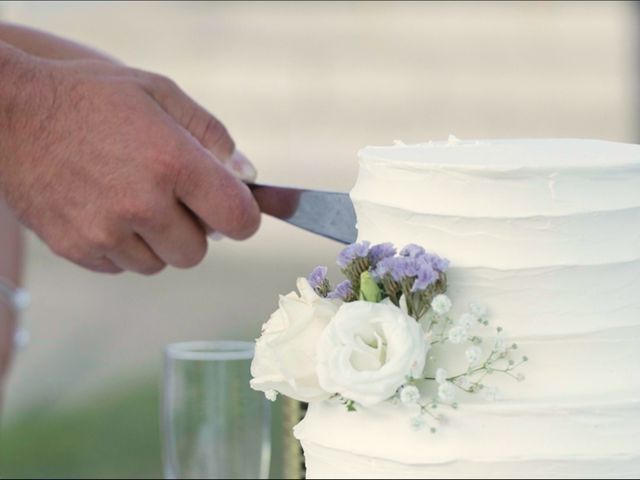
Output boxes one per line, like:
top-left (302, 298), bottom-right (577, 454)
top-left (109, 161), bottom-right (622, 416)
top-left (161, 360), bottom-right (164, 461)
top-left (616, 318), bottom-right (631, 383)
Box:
top-left (85, 228), bottom-right (122, 252)
top-left (149, 72), bottom-right (178, 94)
top-left (48, 233), bottom-right (87, 262)
top-left (119, 199), bottom-right (164, 232)
top-left (153, 150), bottom-right (183, 187)
top-left (202, 116), bottom-right (234, 154)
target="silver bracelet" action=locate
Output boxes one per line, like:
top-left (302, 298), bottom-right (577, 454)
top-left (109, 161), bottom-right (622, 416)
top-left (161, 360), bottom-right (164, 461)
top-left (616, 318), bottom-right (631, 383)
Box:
top-left (0, 277), bottom-right (31, 350)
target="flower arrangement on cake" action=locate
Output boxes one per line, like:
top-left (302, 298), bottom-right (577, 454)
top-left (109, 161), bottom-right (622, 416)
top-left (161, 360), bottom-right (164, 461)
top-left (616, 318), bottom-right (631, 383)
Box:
top-left (250, 242), bottom-right (528, 432)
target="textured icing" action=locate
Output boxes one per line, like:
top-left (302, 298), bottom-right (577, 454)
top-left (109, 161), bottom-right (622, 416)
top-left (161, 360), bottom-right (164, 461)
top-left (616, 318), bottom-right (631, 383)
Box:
top-left (296, 139), bottom-right (640, 478)
top-left (353, 139), bottom-right (640, 217)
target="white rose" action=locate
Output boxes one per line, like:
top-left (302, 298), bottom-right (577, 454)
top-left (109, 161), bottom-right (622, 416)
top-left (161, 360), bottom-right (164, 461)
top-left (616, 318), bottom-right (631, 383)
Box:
top-left (250, 278), bottom-right (339, 402)
top-left (317, 300), bottom-right (427, 407)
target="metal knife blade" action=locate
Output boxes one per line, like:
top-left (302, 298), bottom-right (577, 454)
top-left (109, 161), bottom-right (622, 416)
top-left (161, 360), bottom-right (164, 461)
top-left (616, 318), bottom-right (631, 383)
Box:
top-left (249, 184), bottom-right (357, 244)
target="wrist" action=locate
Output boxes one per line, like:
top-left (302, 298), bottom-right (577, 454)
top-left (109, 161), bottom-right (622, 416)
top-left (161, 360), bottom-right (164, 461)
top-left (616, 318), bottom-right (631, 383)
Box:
top-left (0, 40), bottom-right (34, 99)
top-left (0, 41), bottom-right (56, 184)
top-left (0, 42), bottom-right (42, 139)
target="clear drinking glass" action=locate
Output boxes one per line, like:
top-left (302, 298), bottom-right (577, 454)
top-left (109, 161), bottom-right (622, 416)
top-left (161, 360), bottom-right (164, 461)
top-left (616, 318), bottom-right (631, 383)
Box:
top-left (162, 341), bottom-right (271, 479)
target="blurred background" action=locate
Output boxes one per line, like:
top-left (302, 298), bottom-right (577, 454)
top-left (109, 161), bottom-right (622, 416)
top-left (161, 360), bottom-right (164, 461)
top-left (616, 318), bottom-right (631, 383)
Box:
top-left (0, 1), bottom-right (638, 477)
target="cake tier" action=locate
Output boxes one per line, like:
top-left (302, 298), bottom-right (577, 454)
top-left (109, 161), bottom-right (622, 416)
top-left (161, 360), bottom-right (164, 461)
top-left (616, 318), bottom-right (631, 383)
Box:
top-left (424, 326), bottom-right (640, 401)
top-left (354, 201), bottom-right (640, 269)
top-left (306, 139), bottom-right (640, 478)
top-left (353, 139), bottom-right (640, 218)
top-left (445, 262), bottom-right (640, 337)
top-left (351, 139), bottom-right (640, 402)
top-left (295, 400), bottom-right (640, 479)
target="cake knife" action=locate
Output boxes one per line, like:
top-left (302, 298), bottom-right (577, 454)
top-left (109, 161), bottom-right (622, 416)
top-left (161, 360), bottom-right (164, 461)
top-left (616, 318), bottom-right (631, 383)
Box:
top-left (249, 184), bottom-right (358, 244)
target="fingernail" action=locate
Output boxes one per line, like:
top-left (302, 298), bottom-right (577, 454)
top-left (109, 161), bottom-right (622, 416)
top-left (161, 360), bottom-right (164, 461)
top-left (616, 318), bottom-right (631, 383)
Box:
top-left (229, 150), bottom-right (258, 182)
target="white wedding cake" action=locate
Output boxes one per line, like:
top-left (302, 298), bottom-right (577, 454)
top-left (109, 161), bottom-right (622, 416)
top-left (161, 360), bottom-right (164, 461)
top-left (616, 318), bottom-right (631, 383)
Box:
top-left (293, 138), bottom-right (640, 478)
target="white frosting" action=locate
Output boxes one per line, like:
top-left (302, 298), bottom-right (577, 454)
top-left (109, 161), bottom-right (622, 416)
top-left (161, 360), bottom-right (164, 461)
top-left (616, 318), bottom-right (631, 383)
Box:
top-left (352, 139), bottom-right (640, 217)
top-left (296, 401), bottom-right (640, 479)
top-left (296, 139), bottom-right (640, 478)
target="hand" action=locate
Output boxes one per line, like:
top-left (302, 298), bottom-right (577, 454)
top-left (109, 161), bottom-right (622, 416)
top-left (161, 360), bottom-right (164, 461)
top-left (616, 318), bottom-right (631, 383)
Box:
top-left (0, 52), bottom-right (260, 274)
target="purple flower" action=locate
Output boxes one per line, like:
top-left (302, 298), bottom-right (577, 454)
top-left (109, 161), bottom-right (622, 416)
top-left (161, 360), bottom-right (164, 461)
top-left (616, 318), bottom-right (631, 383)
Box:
top-left (308, 266), bottom-right (328, 290)
top-left (402, 257), bottom-right (423, 277)
top-left (401, 243), bottom-right (450, 273)
top-left (328, 280), bottom-right (353, 300)
top-left (400, 244), bottom-right (426, 258)
top-left (373, 257), bottom-right (395, 281)
top-left (368, 242), bottom-right (397, 265)
top-left (374, 257), bottom-right (407, 282)
top-left (411, 263), bottom-right (439, 292)
top-left (337, 241), bottom-right (371, 268)
top-left (428, 254), bottom-right (450, 273)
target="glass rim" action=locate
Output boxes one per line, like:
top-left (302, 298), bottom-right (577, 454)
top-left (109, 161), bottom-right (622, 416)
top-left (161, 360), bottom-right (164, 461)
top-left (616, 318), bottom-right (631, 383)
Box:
top-left (165, 340), bottom-right (255, 361)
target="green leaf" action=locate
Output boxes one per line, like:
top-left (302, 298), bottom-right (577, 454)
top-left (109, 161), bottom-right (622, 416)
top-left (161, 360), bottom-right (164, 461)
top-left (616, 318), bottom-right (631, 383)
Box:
top-left (359, 271), bottom-right (382, 303)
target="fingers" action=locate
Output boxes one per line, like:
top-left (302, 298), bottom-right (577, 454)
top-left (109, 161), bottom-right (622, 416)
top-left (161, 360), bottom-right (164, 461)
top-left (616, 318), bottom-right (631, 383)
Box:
top-left (135, 203), bottom-right (209, 269)
top-left (174, 140), bottom-right (261, 240)
top-left (141, 73), bottom-right (257, 182)
top-left (76, 256), bottom-right (124, 275)
top-left (228, 149), bottom-right (258, 183)
top-left (106, 233), bottom-right (166, 275)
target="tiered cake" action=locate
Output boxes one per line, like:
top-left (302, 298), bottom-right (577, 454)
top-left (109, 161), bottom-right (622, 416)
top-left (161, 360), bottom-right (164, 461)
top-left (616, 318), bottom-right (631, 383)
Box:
top-left (294, 138), bottom-right (640, 478)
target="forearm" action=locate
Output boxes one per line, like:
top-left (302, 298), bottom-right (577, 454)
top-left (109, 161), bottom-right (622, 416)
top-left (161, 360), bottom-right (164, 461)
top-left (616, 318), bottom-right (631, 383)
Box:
top-left (0, 21), bottom-right (117, 63)
top-left (0, 198), bottom-right (23, 387)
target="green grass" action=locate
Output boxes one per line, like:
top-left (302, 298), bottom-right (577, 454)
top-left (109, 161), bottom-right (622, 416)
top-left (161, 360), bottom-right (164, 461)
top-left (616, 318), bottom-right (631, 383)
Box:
top-left (0, 379), bottom-right (162, 478)
top-left (0, 377), bottom-right (286, 479)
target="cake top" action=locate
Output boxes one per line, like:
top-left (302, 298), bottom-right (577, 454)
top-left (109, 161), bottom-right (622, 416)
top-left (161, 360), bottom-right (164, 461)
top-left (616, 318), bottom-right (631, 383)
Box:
top-left (352, 137), bottom-right (640, 218)
top-left (359, 137), bottom-right (640, 171)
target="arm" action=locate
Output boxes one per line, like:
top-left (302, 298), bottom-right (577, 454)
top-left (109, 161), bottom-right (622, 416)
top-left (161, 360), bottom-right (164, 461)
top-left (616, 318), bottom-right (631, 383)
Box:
top-left (0, 23), bottom-right (259, 276)
top-left (0, 198), bottom-right (23, 390)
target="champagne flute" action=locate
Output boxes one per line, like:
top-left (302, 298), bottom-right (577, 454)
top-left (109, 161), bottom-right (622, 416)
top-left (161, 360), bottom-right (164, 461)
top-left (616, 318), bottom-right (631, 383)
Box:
top-left (162, 341), bottom-right (271, 479)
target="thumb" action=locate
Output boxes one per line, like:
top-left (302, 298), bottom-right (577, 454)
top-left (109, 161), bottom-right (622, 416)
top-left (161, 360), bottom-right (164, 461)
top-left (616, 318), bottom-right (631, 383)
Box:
top-left (143, 74), bottom-right (257, 182)
top-left (174, 137), bottom-right (261, 241)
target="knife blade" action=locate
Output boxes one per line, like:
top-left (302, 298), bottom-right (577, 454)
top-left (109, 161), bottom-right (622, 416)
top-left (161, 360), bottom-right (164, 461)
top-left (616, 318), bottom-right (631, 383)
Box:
top-left (249, 184), bottom-right (358, 244)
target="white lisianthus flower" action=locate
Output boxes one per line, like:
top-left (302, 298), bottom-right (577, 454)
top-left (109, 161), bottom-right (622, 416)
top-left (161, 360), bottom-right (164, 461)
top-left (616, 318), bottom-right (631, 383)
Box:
top-left (458, 313), bottom-right (478, 331)
top-left (438, 381), bottom-right (456, 403)
top-left (430, 294), bottom-right (452, 316)
top-left (435, 368), bottom-right (448, 385)
top-left (465, 346), bottom-right (483, 366)
top-left (400, 385), bottom-right (421, 405)
top-left (317, 300), bottom-right (428, 407)
top-left (469, 302), bottom-right (488, 320)
top-left (250, 278), bottom-right (339, 403)
top-left (448, 325), bottom-right (468, 344)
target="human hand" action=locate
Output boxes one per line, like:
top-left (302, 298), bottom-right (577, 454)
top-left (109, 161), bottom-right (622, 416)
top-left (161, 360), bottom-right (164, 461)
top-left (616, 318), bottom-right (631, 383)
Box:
top-left (0, 51), bottom-right (260, 274)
